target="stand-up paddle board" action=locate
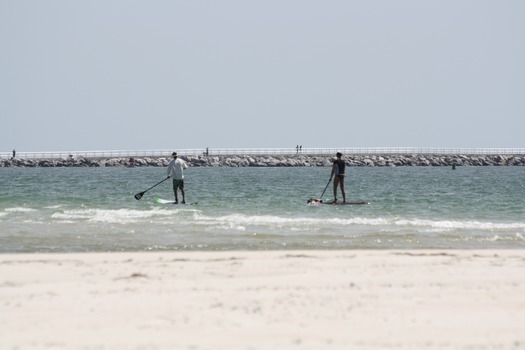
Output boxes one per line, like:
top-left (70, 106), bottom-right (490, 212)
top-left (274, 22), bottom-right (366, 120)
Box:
top-left (307, 198), bottom-right (368, 206)
top-left (323, 201), bottom-right (369, 205)
top-left (155, 197), bottom-right (198, 205)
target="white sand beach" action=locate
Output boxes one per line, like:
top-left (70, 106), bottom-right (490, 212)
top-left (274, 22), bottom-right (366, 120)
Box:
top-left (1, 250), bottom-right (524, 350)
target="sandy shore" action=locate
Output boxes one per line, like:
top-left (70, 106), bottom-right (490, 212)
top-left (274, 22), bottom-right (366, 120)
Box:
top-left (1, 250), bottom-right (524, 350)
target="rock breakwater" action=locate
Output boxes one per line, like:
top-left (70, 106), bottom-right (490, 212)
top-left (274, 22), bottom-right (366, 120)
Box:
top-left (2, 154), bottom-right (524, 168)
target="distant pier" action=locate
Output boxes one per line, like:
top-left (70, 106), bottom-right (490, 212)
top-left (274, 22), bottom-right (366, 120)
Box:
top-left (2, 147), bottom-right (525, 160)
top-left (1, 148), bottom-right (524, 167)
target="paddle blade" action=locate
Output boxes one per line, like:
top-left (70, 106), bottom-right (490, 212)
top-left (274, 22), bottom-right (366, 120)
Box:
top-left (134, 192), bottom-right (144, 200)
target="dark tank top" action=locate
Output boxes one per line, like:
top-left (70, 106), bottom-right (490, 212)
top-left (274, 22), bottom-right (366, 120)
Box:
top-left (334, 159), bottom-right (345, 176)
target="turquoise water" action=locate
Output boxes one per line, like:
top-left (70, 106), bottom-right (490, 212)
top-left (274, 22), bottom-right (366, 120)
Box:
top-left (1, 166), bottom-right (524, 252)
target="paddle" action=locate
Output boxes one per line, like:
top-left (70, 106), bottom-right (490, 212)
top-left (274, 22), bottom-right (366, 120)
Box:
top-left (134, 176), bottom-right (170, 200)
top-left (319, 177), bottom-right (332, 199)
top-left (308, 177), bottom-right (332, 204)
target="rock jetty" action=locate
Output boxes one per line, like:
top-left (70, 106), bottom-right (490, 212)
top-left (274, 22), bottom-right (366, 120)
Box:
top-left (1, 154), bottom-right (524, 168)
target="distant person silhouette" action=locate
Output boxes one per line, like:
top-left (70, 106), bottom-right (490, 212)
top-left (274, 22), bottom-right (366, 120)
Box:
top-left (167, 152), bottom-right (188, 204)
top-left (12, 149), bottom-right (16, 160)
top-left (330, 152), bottom-right (346, 203)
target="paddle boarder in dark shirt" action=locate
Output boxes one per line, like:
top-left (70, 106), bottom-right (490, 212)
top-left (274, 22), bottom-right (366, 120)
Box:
top-left (331, 152), bottom-right (346, 203)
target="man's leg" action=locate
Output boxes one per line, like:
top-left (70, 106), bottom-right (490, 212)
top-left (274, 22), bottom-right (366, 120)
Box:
top-left (333, 176), bottom-right (339, 202)
top-left (173, 180), bottom-right (179, 204)
top-left (179, 180), bottom-right (185, 204)
top-left (340, 177), bottom-right (346, 202)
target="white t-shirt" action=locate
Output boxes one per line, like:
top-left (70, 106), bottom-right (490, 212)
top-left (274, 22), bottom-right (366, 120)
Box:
top-left (167, 158), bottom-right (188, 180)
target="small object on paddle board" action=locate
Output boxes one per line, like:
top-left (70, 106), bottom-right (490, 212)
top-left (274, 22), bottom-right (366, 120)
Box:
top-left (307, 198), bottom-right (323, 206)
top-left (155, 197), bottom-right (198, 205)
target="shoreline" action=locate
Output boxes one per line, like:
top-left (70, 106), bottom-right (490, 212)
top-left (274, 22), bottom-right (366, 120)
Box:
top-left (2, 153), bottom-right (525, 167)
top-left (1, 249), bottom-right (524, 349)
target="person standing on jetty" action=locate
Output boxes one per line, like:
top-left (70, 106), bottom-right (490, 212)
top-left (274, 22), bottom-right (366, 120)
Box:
top-left (331, 152), bottom-right (346, 203)
top-left (167, 152), bottom-right (188, 204)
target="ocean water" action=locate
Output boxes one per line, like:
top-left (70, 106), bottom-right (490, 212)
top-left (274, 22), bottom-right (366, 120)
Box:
top-left (1, 166), bottom-right (524, 252)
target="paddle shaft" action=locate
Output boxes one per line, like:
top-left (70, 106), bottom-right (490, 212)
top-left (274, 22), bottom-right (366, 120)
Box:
top-left (320, 177), bottom-right (332, 199)
top-left (134, 177), bottom-right (170, 200)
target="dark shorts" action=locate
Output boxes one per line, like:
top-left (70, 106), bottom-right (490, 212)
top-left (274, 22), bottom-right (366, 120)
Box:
top-left (173, 179), bottom-right (184, 190)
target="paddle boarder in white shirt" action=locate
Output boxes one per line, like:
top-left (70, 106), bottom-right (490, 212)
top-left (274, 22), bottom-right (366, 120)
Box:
top-left (167, 152), bottom-right (188, 204)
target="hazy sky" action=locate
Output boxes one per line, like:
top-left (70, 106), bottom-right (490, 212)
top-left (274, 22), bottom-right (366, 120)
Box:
top-left (1, 0), bottom-right (523, 152)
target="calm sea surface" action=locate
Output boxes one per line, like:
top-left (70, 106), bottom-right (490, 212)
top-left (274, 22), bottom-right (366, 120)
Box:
top-left (1, 166), bottom-right (524, 252)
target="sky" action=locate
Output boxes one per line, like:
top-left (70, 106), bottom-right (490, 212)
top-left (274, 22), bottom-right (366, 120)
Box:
top-left (1, 0), bottom-right (524, 152)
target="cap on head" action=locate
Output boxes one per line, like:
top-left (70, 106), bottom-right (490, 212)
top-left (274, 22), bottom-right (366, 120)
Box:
top-left (172, 152), bottom-right (177, 157)
top-left (336, 152), bottom-right (342, 157)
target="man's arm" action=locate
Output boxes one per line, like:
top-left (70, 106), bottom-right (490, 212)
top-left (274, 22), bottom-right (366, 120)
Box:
top-left (167, 162), bottom-right (173, 178)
